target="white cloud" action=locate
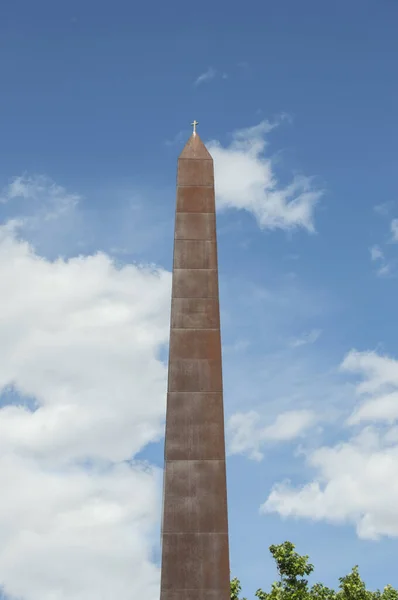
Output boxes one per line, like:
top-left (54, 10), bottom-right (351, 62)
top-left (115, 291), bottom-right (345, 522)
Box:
top-left (391, 218), bottom-right (398, 242)
top-left (377, 264), bottom-right (392, 276)
top-left (369, 212), bottom-right (398, 276)
top-left (0, 231), bottom-right (171, 464)
top-left (374, 202), bottom-right (394, 216)
top-left (342, 350), bottom-right (398, 424)
top-left (370, 245), bottom-right (384, 262)
top-left (347, 391), bottom-right (398, 425)
top-left (262, 350), bottom-right (398, 540)
top-left (0, 175), bottom-right (79, 220)
top-left (0, 456), bottom-right (161, 600)
top-left (193, 66), bottom-right (217, 86)
top-left (341, 350), bottom-right (398, 395)
top-left (0, 181), bottom-right (172, 599)
top-left (208, 120), bottom-right (323, 231)
top-left (289, 329), bottom-right (322, 348)
top-left (369, 245), bottom-right (393, 277)
top-left (227, 409), bottom-right (317, 461)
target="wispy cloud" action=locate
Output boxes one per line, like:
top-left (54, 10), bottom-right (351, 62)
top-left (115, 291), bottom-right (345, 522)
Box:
top-left (369, 221), bottom-right (398, 277)
top-left (369, 203), bottom-right (398, 276)
top-left (227, 409), bottom-right (318, 461)
top-left (370, 245), bottom-right (384, 261)
top-left (208, 118), bottom-right (323, 232)
top-left (289, 329), bottom-right (322, 348)
top-left (391, 218), bottom-right (398, 242)
top-left (369, 244), bottom-right (392, 276)
top-left (164, 130), bottom-right (186, 147)
top-left (193, 66), bottom-right (217, 86)
top-left (374, 201), bottom-right (395, 216)
top-left (377, 263), bottom-right (392, 277)
top-left (0, 175), bottom-right (79, 218)
top-left (223, 339), bottom-right (251, 354)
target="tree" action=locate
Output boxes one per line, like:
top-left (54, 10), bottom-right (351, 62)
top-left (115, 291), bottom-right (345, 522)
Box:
top-left (231, 576), bottom-right (247, 600)
top-left (231, 541), bottom-right (398, 600)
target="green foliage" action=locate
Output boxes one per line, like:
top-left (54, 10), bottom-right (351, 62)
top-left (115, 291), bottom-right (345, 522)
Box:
top-left (311, 582), bottom-right (336, 600)
top-left (380, 585), bottom-right (398, 600)
top-left (231, 576), bottom-right (247, 600)
top-left (230, 541), bottom-right (397, 600)
top-left (336, 565), bottom-right (372, 600)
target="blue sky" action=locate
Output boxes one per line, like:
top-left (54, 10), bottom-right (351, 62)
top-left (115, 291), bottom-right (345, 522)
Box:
top-left (1, 1), bottom-right (398, 599)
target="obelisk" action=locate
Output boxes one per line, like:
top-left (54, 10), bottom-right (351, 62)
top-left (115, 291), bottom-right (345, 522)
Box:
top-left (160, 122), bottom-right (230, 600)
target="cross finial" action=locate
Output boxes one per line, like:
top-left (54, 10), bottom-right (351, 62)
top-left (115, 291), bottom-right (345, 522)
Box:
top-left (191, 120), bottom-right (199, 135)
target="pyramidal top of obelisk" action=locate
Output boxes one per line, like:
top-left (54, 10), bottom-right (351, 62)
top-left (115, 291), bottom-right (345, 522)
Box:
top-left (178, 120), bottom-right (213, 160)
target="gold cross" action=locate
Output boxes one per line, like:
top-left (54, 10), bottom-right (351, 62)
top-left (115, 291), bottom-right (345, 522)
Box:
top-left (191, 120), bottom-right (199, 135)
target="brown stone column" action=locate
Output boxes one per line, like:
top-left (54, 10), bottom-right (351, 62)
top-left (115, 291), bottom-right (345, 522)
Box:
top-left (159, 132), bottom-right (230, 600)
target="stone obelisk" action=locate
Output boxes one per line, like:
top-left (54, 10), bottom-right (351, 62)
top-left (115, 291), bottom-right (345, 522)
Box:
top-left (160, 122), bottom-right (230, 600)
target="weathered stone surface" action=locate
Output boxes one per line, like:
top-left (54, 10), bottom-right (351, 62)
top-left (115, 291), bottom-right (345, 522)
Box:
top-left (160, 592), bottom-right (230, 600)
top-left (170, 298), bottom-right (220, 330)
top-left (172, 269), bottom-right (218, 299)
top-left (173, 240), bottom-right (217, 270)
top-left (165, 393), bottom-right (225, 460)
top-left (177, 159), bottom-right (214, 187)
top-left (168, 359), bottom-right (223, 393)
top-left (169, 330), bottom-right (221, 361)
top-left (175, 213), bottom-right (216, 240)
top-left (160, 133), bottom-right (229, 600)
top-left (161, 533), bottom-right (229, 591)
top-left (162, 460), bottom-right (228, 533)
top-left (177, 186), bottom-right (215, 213)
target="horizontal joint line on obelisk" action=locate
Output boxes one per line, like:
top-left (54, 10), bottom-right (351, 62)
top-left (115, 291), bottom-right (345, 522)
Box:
top-left (166, 390), bottom-right (224, 394)
top-left (161, 592), bottom-right (230, 595)
top-left (171, 298), bottom-right (219, 301)
top-left (164, 458), bottom-right (226, 463)
top-left (161, 537), bottom-right (228, 541)
top-left (160, 589), bottom-right (230, 593)
top-left (178, 158), bottom-right (213, 162)
top-left (168, 390), bottom-right (223, 393)
top-left (177, 184), bottom-right (214, 188)
top-left (173, 242), bottom-right (218, 245)
top-left (161, 532), bottom-right (229, 535)
top-left (161, 588), bottom-right (230, 592)
top-left (172, 269), bottom-right (219, 272)
top-left (177, 210), bottom-right (216, 215)
top-left (169, 328), bottom-right (220, 331)
top-left (168, 330), bottom-right (221, 332)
